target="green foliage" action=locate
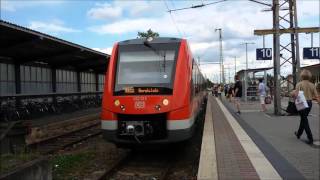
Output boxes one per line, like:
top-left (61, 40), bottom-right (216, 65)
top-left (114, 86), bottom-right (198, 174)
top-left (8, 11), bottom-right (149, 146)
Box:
top-left (206, 78), bottom-right (213, 87)
top-left (52, 152), bottom-right (94, 180)
top-left (137, 29), bottom-right (159, 38)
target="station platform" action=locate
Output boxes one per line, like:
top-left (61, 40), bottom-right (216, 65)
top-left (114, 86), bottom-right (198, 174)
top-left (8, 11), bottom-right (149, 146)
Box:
top-left (24, 108), bottom-right (101, 144)
top-left (24, 107), bottom-right (101, 128)
top-left (198, 95), bottom-right (319, 180)
top-left (1, 108), bottom-right (101, 152)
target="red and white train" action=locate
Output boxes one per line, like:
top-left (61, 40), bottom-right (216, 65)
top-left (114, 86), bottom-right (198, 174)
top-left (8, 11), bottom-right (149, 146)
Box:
top-left (101, 37), bottom-right (207, 145)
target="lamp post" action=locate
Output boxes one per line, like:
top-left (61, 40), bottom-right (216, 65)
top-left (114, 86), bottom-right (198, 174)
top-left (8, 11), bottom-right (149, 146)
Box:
top-left (215, 28), bottom-right (224, 84)
top-left (234, 56), bottom-right (237, 78)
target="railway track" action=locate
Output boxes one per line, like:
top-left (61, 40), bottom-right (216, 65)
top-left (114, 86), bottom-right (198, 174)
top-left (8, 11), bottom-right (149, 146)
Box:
top-left (30, 122), bottom-right (101, 154)
top-left (94, 101), bottom-right (207, 180)
top-left (97, 149), bottom-right (177, 180)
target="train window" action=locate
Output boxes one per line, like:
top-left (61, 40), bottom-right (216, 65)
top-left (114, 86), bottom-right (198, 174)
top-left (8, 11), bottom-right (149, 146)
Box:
top-left (116, 50), bottom-right (175, 85)
top-left (114, 43), bottom-right (180, 95)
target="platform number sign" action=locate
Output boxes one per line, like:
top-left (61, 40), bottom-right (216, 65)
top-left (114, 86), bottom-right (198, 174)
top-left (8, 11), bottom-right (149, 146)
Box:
top-left (256, 48), bottom-right (272, 60)
top-left (303, 47), bottom-right (320, 59)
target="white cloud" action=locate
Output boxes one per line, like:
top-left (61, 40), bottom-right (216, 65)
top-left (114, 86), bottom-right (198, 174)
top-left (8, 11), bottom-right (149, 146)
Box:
top-left (89, 1), bottom-right (271, 39)
top-left (298, 0), bottom-right (320, 20)
top-left (87, 3), bottom-right (122, 20)
top-left (86, 0), bottom-right (318, 82)
top-left (2, 0), bottom-right (63, 12)
top-left (29, 20), bottom-right (80, 34)
top-left (92, 47), bottom-right (113, 55)
top-left (113, 1), bottom-right (153, 16)
top-left (87, 1), bottom-right (158, 20)
top-left (89, 17), bottom-right (175, 35)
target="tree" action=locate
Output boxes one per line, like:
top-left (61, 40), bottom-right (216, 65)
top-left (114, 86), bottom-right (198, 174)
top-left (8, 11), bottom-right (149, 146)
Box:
top-left (137, 29), bottom-right (159, 38)
top-left (206, 78), bottom-right (213, 88)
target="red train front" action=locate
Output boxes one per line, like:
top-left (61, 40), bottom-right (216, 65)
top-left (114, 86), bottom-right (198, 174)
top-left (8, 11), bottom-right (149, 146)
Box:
top-left (101, 37), bottom-right (206, 145)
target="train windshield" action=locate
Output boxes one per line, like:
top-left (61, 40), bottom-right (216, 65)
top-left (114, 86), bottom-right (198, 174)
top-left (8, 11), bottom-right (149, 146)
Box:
top-left (114, 43), bottom-right (180, 95)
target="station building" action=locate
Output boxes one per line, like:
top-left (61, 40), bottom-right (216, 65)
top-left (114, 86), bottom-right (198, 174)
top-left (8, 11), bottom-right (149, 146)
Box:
top-left (236, 67), bottom-right (273, 100)
top-left (0, 20), bottom-right (109, 121)
top-left (236, 63), bottom-right (320, 101)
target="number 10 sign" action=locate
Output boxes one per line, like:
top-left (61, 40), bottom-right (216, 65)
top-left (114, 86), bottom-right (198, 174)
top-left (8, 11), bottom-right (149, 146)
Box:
top-left (256, 48), bottom-right (272, 60)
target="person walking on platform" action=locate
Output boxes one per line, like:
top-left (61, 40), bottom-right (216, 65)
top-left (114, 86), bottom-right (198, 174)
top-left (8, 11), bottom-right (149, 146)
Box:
top-left (227, 84), bottom-right (234, 102)
top-left (258, 78), bottom-right (267, 112)
top-left (292, 70), bottom-right (320, 145)
top-left (286, 74), bottom-right (298, 115)
top-left (217, 85), bottom-right (222, 98)
top-left (224, 84), bottom-right (228, 97)
top-left (233, 75), bottom-right (242, 114)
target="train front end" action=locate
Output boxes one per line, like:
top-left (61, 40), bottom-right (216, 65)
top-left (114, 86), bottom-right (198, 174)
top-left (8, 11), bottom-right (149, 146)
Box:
top-left (101, 38), bottom-right (194, 145)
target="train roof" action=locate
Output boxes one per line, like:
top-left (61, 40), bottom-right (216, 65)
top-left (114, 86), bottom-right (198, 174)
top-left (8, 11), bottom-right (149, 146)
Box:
top-left (119, 37), bottom-right (183, 45)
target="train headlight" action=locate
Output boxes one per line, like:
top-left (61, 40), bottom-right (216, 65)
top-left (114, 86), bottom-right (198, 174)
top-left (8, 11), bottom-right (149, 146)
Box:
top-left (155, 105), bottom-right (161, 111)
top-left (120, 105), bottom-right (125, 111)
top-left (114, 99), bottom-right (120, 106)
top-left (146, 36), bottom-right (154, 42)
top-left (162, 99), bottom-right (169, 106)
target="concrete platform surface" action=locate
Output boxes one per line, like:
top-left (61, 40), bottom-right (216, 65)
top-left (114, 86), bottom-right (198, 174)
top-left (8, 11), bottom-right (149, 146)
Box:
top-left (221, 95), bottom-right (319, 180)
top-left (198, 96), bottom-right (281, 180)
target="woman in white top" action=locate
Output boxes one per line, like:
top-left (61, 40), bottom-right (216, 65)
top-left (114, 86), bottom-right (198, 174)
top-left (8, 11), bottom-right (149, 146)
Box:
top-left (258, 78), bottom-right (267, 112)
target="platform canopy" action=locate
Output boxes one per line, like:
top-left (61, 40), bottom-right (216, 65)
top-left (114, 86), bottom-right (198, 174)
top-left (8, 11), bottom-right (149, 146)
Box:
top-left (237, 67), bottom-right (273, 75)
top-left (301, 63), bottom-right (320, 83)
top-left (0, 20), bottom-right (109, 73)
top-left (301, 63), bottom-right (320, 71)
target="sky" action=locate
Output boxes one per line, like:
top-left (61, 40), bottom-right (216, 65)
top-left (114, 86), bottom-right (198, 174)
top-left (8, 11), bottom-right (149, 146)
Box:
top-left (1, 0), bottom-right (319, 82)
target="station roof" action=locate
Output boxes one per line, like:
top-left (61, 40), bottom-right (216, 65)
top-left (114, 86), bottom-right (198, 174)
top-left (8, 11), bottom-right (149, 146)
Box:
top-left (237, 67), bottom-right (273, 74)
top-left (0, 20), bottom-right (109, 74)
top-left (301, 63), bottom-right (320, 70)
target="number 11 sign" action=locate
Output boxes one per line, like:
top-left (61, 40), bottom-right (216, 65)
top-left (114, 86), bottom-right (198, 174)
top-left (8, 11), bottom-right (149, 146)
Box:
top-left (256, 48), bottom-right (272, 60)
top-left (303, 47), bottom-right (320, 59)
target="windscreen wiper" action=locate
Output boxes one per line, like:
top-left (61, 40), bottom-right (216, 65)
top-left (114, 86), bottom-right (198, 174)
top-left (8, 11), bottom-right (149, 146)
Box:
top-left (143, 38), bottom-right (166, 72)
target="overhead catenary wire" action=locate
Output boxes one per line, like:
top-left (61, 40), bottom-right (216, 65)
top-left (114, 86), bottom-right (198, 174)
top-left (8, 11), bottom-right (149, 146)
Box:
top-left (169, 0), bottom-right (176, 10)
top-left (248, 0), bottom-right (272, 7)
top-left (164, 0), bottom-right (227, 63)
top-left (164, 0), bottom-right (228, 79)
top-left (167, 0), bottom-right (227, 13)
top-left (163, 0), bottom-right (185, 38)
top-left (200, 62), bottom-right (220, 64)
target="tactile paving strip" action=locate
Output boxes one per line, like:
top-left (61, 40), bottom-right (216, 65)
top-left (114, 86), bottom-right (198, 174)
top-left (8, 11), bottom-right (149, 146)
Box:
top-left (211, 99), bottom-right (260, 180)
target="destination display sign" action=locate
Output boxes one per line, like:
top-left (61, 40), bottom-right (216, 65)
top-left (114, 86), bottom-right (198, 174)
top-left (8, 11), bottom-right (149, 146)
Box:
top-left (303, 47), bottom-right (320, 59)
top-left (124, 87), bottom-right (159, 94)
top-left (256, 48), bottom-right (272, 60)
top-left (114, 87), bottom-right (172, 95)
